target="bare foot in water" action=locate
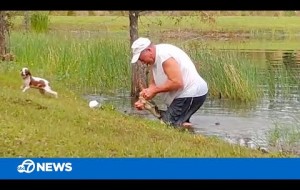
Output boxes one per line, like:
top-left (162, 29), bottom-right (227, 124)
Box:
top-left (181, 122), bottom-right (194, 131)
top-left (182, 122), bottom-right (193, 127)
top-left (177, 122), bottom-right (194, 133)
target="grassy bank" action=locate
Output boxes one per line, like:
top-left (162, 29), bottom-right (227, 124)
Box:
top-left (11, 16), bottom-right (300, 35)
top-left (0, 63), bottom-right (286, 157)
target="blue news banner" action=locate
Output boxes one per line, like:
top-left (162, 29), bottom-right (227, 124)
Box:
top-left (0, 158), bottom-right (300, 179)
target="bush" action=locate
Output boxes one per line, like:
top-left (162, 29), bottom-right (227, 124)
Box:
top-left (30, 11), bottom-right (49, 33)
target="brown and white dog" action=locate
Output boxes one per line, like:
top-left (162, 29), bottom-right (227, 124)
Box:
top-left (20, 67), bottom-right (58, 98)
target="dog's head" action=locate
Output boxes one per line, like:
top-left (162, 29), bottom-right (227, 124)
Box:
top-left (20, 67), bottom-right (31, 79)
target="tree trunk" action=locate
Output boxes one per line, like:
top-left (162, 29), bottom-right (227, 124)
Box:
top-left (0, 11), bottom-right (6, 56)
top-left (0, 11), bottom-right (14, 61)
top-left (24, 11), bottom-right (30, 32)
top-left (129, 11), bottom-right (148, 101)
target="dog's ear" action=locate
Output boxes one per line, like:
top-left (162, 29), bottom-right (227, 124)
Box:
top-left (27, 70), bottom-right (31, 76)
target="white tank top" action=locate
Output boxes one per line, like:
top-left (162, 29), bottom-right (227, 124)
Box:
top-left (152, 44), bottom-right (208, 106)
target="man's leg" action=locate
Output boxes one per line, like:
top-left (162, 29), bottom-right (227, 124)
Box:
top-left (180, 94), bottom-right (207, 125)
top-left (160, 94), bottom-right (207, 127)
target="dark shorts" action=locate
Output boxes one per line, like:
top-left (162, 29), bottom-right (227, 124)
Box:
top-left (159, 94), bottom-right (207, 127)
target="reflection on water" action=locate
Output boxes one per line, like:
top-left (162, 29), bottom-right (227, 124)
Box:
top-left (85, 49), bottom-right (300, 155)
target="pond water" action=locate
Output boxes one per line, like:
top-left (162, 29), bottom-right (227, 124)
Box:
top-left (85, 47), bottom-right (300, 155)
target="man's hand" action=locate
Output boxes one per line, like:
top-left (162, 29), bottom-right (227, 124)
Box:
top-left (134, 100), bottom-right (145, 110)
top-left (139, 86), bottom-right (156, 100)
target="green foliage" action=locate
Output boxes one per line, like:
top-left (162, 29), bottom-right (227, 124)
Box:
top-left (12, 30), bottom-right (299, 103)
top-left (8, 14), bottom-right (300, 102)
top-left (10, 31), bottom-right (130, 94)
top-left (9, 30), bottom-right (266, 102)
top-left (266, 119), bottom-right (300, 155)
top-left (9, 15), bottom-right (300, 35)
top-left (30, 11), bottom-right (49, 33)
top-left (183, 42), bottom-right (263, 102)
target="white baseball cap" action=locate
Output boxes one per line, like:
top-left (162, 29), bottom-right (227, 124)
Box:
top-left (131, 37), bottom-right (151, 63)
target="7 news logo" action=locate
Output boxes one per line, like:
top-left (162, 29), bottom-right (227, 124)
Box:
top-left (17, 159), bottom-right (72, 173)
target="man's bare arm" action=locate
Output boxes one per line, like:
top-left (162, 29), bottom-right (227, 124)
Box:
top-left (153, 57), bottom-right (183, 94)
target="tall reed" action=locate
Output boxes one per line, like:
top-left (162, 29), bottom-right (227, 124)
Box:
top-left (10, 31), bottom-right (131, 94)
top-left (266, 118), bottom-right (300, 155)
top-left (10, 31), bottom-right (298, 103)
top-left (264, 56), bottom-right (300, 100)
top-left (30, 11), bottom-right (50, 33)
top-left (183, 42), bottom-right (263, 102)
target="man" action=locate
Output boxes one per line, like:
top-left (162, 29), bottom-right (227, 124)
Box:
top-left (131, 37), bottom-right (208, 128)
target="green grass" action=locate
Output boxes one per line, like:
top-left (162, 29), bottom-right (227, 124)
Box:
top-left (0, 62), bottom-right (287, 157)
top-left (10, 31), bottom-right (266, 102)
top-left (203, 39), bottom-right (300, 50)
top-left (182, 42), bottom-right (263, 102)
top-left (266, 119), bottom-right (300, 155)
top-left (214, 16), bottom-right (300, 32)
top-left (10, 16), bottom-right (300, 34)
top-left (10, 32), bottom-right (131, 94)
top-left (30, 12), bottom-right (49, 33)
top-left (9, 30), bottom-right (300, 104)
top-left (11, 15), bottom-right (300, 52)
